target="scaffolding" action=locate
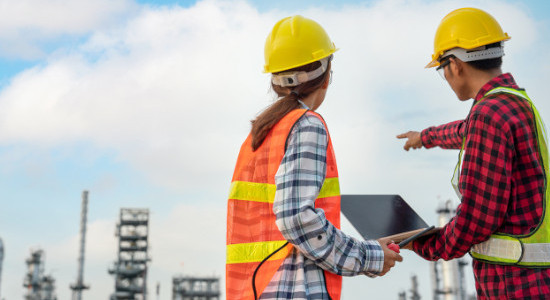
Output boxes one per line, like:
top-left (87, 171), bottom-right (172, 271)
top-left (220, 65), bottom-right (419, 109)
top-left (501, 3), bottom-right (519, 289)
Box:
top-left (109, 208), bottom-right (150, 300)
top-left (70, 190), bottom-right (90, 300)
top-left (172, 276), bottom-right (220, 300)
top-left (23, 249), bottom-right (57, 300)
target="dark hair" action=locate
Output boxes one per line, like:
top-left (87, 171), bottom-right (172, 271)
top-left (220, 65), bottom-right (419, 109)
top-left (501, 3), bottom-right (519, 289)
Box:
top-left (466, 42), bottom-right (503, 71)
top-left (466, 57), bottom-right (502, 70)
top-left (250, 58), bottom-right (331, 151)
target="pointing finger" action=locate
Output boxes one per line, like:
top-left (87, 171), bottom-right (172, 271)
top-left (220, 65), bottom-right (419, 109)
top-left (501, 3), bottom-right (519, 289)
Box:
top-left (396, 133), bottom-right (409, 139)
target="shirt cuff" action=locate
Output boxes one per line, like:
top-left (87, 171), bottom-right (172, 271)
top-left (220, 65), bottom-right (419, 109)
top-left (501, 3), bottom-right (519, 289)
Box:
top-left (421, 127), bottom-right (435, 149)
top-left (362, 240), bottom-right (384, 274)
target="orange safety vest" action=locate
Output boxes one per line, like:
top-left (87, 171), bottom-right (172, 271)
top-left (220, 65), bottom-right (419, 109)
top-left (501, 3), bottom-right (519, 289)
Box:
top-left (226, 109), bottom-right (342, 300)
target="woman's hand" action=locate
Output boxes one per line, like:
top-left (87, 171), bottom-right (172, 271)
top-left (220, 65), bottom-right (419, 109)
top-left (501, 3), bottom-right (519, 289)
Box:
top-left (377, 237), bottom-right (403, 276)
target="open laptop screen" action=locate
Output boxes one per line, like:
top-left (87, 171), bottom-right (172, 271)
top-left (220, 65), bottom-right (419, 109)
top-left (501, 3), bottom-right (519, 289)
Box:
top-left (341, 194), bottom-right (429, 240)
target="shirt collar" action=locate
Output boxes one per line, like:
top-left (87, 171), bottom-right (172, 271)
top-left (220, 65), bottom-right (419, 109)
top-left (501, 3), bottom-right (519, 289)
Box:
top-left (298, 99), bottom-right (310, 110)
top-left (474, 73), bottom-right (519, 102)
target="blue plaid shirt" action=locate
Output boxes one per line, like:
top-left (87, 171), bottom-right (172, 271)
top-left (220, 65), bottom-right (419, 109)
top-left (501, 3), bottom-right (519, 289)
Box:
top-left (261, 111), bottom-right (384, 299)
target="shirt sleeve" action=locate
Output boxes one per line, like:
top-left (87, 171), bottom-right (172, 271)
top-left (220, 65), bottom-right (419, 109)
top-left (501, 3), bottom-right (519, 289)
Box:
top-left (413, 112), bottom-right (512, 260)
top-left (273, 113), bottom-right (384, 276)
top-left (421, 119), bottom-right (466, 149)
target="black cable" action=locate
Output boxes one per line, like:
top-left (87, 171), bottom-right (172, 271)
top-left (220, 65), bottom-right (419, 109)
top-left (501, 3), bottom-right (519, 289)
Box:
top-left (252, 241), bottom-right (289, 300)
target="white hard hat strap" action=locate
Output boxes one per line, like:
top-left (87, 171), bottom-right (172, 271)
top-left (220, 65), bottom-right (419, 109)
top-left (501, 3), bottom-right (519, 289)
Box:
top-left (441, 44), bottom-right (504, 63)
top-left (271, 57), bottom-right (329, 87)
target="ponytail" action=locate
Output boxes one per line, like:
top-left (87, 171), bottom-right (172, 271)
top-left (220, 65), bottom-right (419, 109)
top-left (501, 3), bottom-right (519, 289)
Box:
top-left (250, 93), bottom-right (301, 150)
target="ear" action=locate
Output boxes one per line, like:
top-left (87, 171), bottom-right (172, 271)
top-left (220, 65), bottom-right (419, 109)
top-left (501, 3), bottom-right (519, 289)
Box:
top-left (281, 87), bottom-right (292, 95)
top-left (453, 57), bottom-right (464, 75)
top-left (322, 74), bottom-right (330, 89)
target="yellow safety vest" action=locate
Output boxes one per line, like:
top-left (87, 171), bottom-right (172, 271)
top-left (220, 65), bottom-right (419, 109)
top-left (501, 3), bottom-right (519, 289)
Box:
top-left (454, 87), bottom-right (550, 266)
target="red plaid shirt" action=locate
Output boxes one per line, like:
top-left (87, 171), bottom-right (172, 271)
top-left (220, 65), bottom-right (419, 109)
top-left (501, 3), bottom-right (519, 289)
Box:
top-left (413, 73), bottom-right (550, 299)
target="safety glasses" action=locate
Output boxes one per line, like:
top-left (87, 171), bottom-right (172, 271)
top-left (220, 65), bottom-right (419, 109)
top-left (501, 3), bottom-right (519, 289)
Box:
top-left (436, 58), bottom-right (451, 80)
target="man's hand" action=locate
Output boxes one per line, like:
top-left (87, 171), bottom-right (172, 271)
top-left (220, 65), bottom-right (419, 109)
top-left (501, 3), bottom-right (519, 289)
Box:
top-left (396, 131), bottom-right (423, 151)
top-left (377, 237), bottom-right (403, 276)
top-left (400, 241), bottom-right (414, 251)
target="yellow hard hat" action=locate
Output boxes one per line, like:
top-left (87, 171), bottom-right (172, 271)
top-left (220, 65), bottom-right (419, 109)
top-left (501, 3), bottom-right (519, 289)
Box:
top-left (426, 7), bottom-right (511, 68)
top-left (264, 15), bottom-right (338, 74)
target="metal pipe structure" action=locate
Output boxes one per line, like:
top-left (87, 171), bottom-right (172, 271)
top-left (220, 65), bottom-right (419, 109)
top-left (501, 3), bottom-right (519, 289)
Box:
top-left (172, 276), bottom-right (220, 300)
top-left (24, 249), bottom-right (57, 300)
top-left (0, 237), bottom-right (3, 300)
top-left (70, 190), bottom-right (90, 300)
top-left (431, 200), bottom-right (469, 300)
top-left (109, 208), bottom-right (150, 300)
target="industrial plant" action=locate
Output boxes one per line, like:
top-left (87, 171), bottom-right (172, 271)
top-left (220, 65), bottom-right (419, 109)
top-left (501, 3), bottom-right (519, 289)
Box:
top-left (1, 191), bottom-right (479, 300)
top-left (0, 190), bottom-right (220, 300)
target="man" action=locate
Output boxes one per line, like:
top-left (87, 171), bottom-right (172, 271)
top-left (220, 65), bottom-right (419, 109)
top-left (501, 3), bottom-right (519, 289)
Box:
top-left (397, 7), bottom-right (550, 299)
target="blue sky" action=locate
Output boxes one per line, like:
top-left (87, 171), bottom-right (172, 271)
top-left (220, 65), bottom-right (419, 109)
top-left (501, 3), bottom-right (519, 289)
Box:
top-left (0, 0), bottom-right (549, 299)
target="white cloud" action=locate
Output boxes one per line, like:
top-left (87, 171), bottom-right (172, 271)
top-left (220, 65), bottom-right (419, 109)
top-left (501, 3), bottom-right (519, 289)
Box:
top-left (0, 0), bottom-right (548, 299)
top-left (0, 0), bottom-right (137, 59)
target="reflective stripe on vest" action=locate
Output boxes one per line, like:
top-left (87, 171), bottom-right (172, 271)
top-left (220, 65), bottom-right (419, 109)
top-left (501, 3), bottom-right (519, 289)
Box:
top-left (226, 109), bottom-right (342, 299)
top-left (468, 87), bottom-right (550, 266)
top-left (227, 240), bottom-right (291, 264)
top-left (228, 177), bottom-right (340, 204)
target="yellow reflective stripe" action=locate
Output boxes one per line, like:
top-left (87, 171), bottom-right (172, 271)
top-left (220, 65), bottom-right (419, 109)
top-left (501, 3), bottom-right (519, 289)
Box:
top-left (229, 177), bottom-right (340, 203)
top-left (318, 177), bottom-right (340, 199)
top-left (228, 181), bottom-right (276, 203)
top-left (226, 240), bottom-right (290, 264)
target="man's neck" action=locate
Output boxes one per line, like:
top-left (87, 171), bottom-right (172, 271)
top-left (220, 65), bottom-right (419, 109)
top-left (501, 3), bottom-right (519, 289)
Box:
top-left (466, 68), bottom-right (502, 99)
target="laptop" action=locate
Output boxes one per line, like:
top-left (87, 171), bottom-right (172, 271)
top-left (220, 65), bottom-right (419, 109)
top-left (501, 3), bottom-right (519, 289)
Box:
top-left (341, 194), bottom-right (437, 244)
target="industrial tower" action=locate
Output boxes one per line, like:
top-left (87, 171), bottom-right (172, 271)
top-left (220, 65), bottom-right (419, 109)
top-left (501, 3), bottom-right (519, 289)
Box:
top-left (70, 190), bottom-right (90, 300)
top-left (172, 276), bottom-right (220, 300)
top-left (431, 200), bottom-right (470, 300)
top-left (0, 237), bottom-right (3, 300)
top-left (23, 249), bottom-right (57, 300)
top-left (109, 208), bottom-right (150, 300)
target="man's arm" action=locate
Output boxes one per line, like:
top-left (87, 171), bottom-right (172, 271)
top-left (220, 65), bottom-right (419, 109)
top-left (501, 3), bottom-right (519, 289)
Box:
top-left (397, 119), bottom-right (466, 150)
top-left (410, 113), bottom-right (512, 260)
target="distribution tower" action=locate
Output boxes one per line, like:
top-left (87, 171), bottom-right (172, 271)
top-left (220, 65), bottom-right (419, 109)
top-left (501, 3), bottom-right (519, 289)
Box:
top-left (0, 237), bottom-right (3, 300)
top-left (109, 208), bottom-right (150, 300)
top-left (23, 249), bottom-right (57, 300)
top-left (70, 190), bottom-right (90, 300)
top-left (172, 276), bottom-right (220, 300)
top-left (431, 200), bottom-right (470, 300)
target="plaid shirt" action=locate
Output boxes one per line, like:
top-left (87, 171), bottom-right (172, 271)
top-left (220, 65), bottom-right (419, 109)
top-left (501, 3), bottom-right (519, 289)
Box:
top-left (415, 73), bottom-right (550, 299)
top-left (261, 111), bottom-right (384, 299)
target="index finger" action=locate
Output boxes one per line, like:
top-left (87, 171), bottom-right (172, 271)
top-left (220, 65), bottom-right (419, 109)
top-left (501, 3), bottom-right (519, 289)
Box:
top-left (395, 253), bottom-right (403, 262)
top-left (396, 132), bottom-right (409, 139)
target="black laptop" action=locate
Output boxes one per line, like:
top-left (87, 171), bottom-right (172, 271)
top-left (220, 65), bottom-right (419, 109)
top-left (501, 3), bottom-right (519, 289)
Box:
top-left (341, 194), bottom-right (437, 243)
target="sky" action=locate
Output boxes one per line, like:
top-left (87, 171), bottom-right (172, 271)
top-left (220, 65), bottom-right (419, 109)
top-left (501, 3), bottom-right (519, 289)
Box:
top-left (0, 0), bottom-right (549, 299)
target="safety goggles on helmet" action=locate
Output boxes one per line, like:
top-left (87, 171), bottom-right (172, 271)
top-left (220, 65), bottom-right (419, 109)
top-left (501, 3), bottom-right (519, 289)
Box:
top-left (271, 56), bottom-right (329, 87)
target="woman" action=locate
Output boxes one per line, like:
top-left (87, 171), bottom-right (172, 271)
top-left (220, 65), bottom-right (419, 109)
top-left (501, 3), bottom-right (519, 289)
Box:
top-left (226, 15), bottom-right (402, 300)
